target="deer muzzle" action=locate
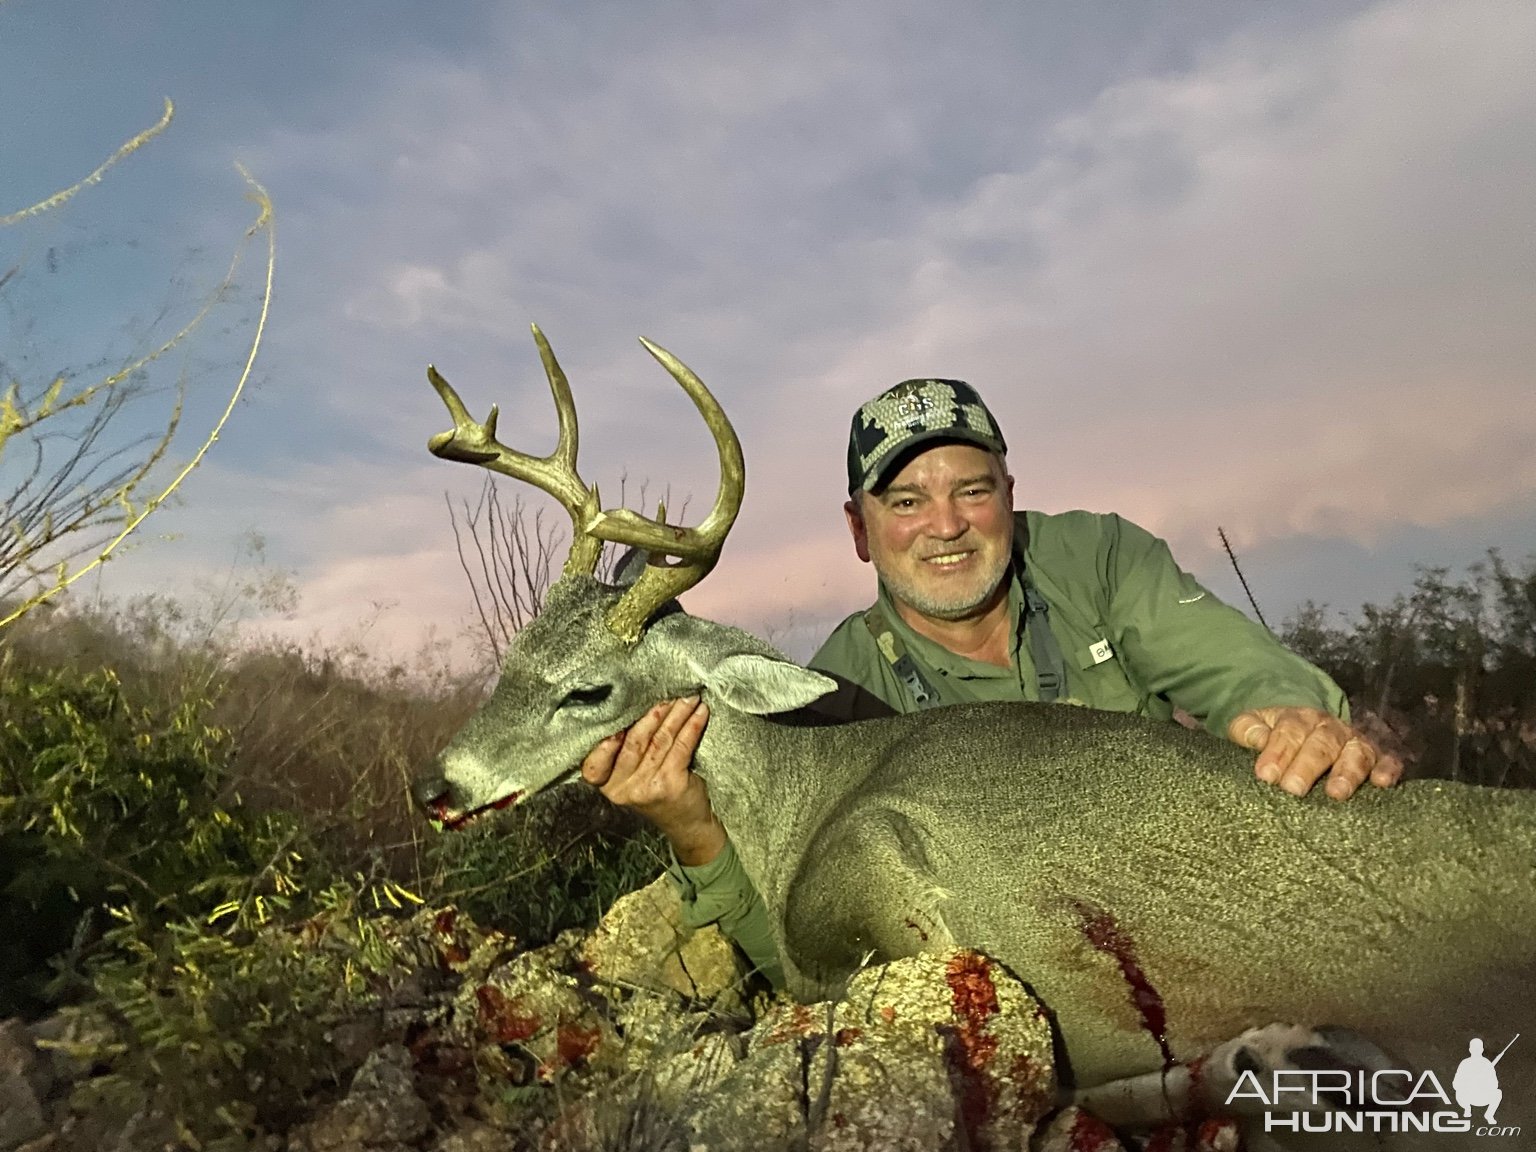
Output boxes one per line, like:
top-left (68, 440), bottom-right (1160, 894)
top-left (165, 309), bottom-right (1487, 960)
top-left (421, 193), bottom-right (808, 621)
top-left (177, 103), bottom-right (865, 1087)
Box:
top-left (411, 772), bottom-right (523, 830)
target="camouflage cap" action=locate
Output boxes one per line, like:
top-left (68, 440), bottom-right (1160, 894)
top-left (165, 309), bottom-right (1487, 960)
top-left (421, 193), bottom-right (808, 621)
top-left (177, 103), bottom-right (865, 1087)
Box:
top-left (846, 378), bottom-right (1007, 493)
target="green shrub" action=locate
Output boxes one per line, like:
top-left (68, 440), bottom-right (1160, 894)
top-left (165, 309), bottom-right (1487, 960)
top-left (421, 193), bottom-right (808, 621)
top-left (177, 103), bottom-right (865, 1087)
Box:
top-left (427, 784), bottom-right (668, 947)
top-left (80, 878), bottom-right (419, 1145)
top-left (0, 658), bottom-right (320, 1012)
top-left (0, 619), bottom-right (677, 1143)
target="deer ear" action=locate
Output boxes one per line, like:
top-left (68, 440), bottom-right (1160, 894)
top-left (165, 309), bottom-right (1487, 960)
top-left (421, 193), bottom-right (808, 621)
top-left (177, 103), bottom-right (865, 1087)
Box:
top-left (702, 655), bottom-right (838, 715)
top-left (612, 546), bottom-right (650, 587)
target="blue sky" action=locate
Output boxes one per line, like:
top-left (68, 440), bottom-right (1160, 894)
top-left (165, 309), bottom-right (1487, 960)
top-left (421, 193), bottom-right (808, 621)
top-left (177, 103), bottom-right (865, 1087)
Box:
top-left (2, 0), bottom-right (1533, 668)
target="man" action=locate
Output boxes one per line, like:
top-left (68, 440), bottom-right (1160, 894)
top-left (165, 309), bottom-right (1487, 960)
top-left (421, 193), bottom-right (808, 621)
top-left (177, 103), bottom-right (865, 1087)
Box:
top-left (581, 378), bottom-right (1403, 985)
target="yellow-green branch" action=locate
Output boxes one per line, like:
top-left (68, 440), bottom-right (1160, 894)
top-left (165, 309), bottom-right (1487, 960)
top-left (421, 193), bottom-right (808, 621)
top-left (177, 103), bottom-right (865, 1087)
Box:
top-left (0, 98), bottom-right (175, 226)
top-left (0, 167), bottom-right (276, 629)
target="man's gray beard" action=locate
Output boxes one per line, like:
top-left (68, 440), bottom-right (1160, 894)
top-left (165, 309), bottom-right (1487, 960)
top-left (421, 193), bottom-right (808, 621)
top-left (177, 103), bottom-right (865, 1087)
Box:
top-left (877, 550), bottom-right (1012, 623)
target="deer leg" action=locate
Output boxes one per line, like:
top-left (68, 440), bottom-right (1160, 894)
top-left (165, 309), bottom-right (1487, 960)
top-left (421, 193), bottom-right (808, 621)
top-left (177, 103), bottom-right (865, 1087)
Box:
top-left (780, 806), bottom-right (958, 1001)
top-left (1069, 1022), bottom-right (1398, 1129)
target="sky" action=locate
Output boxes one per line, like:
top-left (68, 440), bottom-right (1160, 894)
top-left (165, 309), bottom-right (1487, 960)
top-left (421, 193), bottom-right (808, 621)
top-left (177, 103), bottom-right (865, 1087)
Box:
top-left (2, 0), bottom-right (1533, 672)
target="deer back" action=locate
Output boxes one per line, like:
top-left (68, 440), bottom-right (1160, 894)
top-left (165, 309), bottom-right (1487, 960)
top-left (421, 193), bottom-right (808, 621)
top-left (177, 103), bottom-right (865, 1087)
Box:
top-left (766, 700), bottom-right (1536, 1093)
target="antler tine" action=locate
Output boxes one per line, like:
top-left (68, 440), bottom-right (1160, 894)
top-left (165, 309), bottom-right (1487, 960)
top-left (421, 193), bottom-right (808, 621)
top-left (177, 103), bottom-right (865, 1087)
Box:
top-left (597, 338), bottom-right (745, 642)
top-left (425, 324), bottom-right (603, 576)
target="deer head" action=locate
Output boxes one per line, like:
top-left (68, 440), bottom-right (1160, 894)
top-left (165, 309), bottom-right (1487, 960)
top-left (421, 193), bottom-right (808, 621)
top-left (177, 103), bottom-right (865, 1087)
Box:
top-left (413, 326), bottom-right (830, 828)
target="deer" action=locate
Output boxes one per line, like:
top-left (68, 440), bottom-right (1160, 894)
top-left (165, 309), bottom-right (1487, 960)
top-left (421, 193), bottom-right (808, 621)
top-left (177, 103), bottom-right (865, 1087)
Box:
top-left (413, 326), bottom-right (1536, 1142)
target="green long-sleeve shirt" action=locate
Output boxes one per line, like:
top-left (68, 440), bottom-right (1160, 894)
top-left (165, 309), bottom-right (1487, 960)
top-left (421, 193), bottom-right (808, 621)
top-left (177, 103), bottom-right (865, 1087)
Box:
top-left (666, 509), bottom-right (1348, 985)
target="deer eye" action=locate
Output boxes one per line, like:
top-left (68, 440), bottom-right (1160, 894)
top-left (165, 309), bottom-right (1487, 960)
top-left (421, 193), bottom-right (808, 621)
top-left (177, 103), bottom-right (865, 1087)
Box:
top-left (558, 685), bottom-right (613, 710)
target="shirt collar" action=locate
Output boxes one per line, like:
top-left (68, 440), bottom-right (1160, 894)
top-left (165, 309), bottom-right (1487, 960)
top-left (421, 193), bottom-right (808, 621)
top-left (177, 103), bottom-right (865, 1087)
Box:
top-left (873, 564), bottom-right (1026, 681)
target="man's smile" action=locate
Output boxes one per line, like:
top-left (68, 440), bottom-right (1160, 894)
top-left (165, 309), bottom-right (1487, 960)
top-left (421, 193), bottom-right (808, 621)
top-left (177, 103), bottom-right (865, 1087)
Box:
top-left (922, 549), bottom-right (976, 567)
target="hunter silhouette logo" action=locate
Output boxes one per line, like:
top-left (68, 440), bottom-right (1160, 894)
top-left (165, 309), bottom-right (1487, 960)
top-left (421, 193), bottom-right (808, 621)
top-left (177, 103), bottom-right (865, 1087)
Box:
top-left (1227, 1033), bottom-right (1522, 1138)
top-left (1456, 1035), bottom-right (1518, 1125)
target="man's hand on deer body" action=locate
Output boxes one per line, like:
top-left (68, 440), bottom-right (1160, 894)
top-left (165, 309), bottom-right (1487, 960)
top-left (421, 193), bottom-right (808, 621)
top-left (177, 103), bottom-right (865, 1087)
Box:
top-left (1228, 706), bottom-right (1404, 800)
top-left (579, 696), bottom-right (723, 865)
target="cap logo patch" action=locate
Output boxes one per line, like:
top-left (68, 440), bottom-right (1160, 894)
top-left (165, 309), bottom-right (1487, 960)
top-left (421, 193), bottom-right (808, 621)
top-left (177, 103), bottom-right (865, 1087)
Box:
top-left (846, 377), bottom-right (1007, 492)
top-left (857, 380), bottom-right (965, 477)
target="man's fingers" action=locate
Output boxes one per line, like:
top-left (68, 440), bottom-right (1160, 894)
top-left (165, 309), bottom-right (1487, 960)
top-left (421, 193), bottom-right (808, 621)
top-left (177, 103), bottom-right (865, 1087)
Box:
top-left (579, 732), bottom-right (625, 787)
top-left (1322, 737), bottom-right (1374, 800)
top-left (679, 699), bottom-right (709, 752)
top-left (604, 697), bottom-right (709, 807)
top-left (1235, 705), bottom-right (1403, 800)
top-left (1277, 716), bottom-right (1358, 797)
top-left (1230, 708), bottom-right (1313, 785)
top-left (1229, 710), bottom-right (1274, 753)
top-left (636, 696), bottom-right (702, 773)
top-left (1253, 715), bottom-right (1309, 786)
top-left (1370, 753), bottom-right (1404, 789)
top-left (1274, 728), bottom-right (1337, 796)
top-left (613, 701), bottom-right (672, 776)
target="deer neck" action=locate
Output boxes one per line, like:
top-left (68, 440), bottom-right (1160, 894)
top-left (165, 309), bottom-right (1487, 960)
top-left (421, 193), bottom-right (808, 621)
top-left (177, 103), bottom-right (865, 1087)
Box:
top-left (691, 706), bottom-right (889, 914)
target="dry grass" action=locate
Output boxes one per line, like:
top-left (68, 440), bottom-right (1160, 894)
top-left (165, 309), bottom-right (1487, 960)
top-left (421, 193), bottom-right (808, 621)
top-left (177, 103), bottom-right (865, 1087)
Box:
top-left (0, 572), bottom-right (669, 960)
top-left (0, 587), bottom-right (489, 888)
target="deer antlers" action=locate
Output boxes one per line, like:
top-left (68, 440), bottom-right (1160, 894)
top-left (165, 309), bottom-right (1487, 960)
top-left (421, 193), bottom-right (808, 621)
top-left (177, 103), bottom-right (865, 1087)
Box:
top-left (426, 324), bottom-right (745, 643)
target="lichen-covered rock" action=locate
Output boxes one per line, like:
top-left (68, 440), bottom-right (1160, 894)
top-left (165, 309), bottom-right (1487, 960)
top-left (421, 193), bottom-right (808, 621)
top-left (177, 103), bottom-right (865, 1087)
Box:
top-left (25, 1009), bottom-right (115, 1096)
top-left (413, 938), bottom-right (1058, 1150)
top-left (427, 1120), bottom-right (515, 1152)
top-left (286, 1044), bottom-right (430, 1152)
top-left (601, 984), bottom-right (703, 1064)
top-left (14, 890), bottom-right (1078, 1152)
top-left (414, 906), bottom-right (493, 974)
top-left (580, 874), bottom-right (744, 1007)
top-left (691, 949), bottom-right (1057, 1151)
top-left (646, 1028), bottom-right (744, 1115)
top-left (451, 941), bottom-right (620, 1091)
top-left (0, 1019), bottom-right (49, 1152)
top-left (1035, 1105), bottom-right (1128, 1152)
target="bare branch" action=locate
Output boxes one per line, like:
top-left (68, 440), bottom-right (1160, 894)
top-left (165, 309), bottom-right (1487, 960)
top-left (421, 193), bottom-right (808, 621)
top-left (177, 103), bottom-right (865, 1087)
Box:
top-left (0, 163), bottom-right (276, 629)
top-left (1, 99), bottom-right (175, 226)
top-left (445, 476), bottom-right (568, 665)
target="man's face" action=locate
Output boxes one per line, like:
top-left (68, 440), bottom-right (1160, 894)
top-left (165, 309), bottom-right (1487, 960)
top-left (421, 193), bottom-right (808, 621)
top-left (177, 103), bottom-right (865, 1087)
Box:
top-left (844, 443), bottom-right (1015, 622)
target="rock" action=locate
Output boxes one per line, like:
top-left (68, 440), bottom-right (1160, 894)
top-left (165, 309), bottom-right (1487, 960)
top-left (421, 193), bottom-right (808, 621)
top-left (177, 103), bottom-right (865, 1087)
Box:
top-left (411, 930), bottom-right (1058, 1150)
top-left (50, 1090), bottom-right (178, 1152)
top-left (55, 1076), bottom-right (148, 1152)
top-left (427, 1121), bottom-right (510, 1152)
top-left (535, 1077), bottom-right (694, 1152)
top-left (286, 1044), bottom-right (430, 1152)
top-left (580, 875), bottom-right (745, 1007)
top-left (108, 1108), bottom-right (179, 1152)
top-left (327, 1018), bottom-right (385, 1071)
top-left (0, 1019), bottom-right (49, 1152)
top-left (14, 889), bottom-right (1076, 1152)
top-left (690, 949), bottom-right (1057, 1151)
top-left (1035, 1106), bottom-right (1128, 1152)
top-left (27, 1008), bottom-right (116, 1090)
top-left (452, 942), bottom-right (620, 1092)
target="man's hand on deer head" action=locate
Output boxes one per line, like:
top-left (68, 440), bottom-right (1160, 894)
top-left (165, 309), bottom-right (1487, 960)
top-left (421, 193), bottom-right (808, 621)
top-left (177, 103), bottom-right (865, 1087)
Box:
top-left (1228, 706), bottom-right (1404, 800)
top-left (579, 696), bottom-right (725, 866)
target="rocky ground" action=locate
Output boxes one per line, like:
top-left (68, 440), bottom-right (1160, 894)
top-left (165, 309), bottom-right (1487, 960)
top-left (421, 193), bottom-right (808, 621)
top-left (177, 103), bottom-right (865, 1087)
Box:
top-left (1, 878), bottom-right (1248, 1152)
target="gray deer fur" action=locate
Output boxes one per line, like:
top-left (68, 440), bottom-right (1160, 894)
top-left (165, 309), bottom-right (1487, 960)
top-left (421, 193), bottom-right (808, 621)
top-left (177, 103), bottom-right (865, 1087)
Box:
top-left (420, 572), bottom-right (1536, 1097)
top-left (414, 331), bottom-right (1535, 1141)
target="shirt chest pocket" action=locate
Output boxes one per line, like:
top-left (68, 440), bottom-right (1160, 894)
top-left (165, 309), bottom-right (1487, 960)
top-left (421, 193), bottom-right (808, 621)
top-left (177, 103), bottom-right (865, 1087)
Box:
top-left (1063, 632), bottom-right (1145, 713)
